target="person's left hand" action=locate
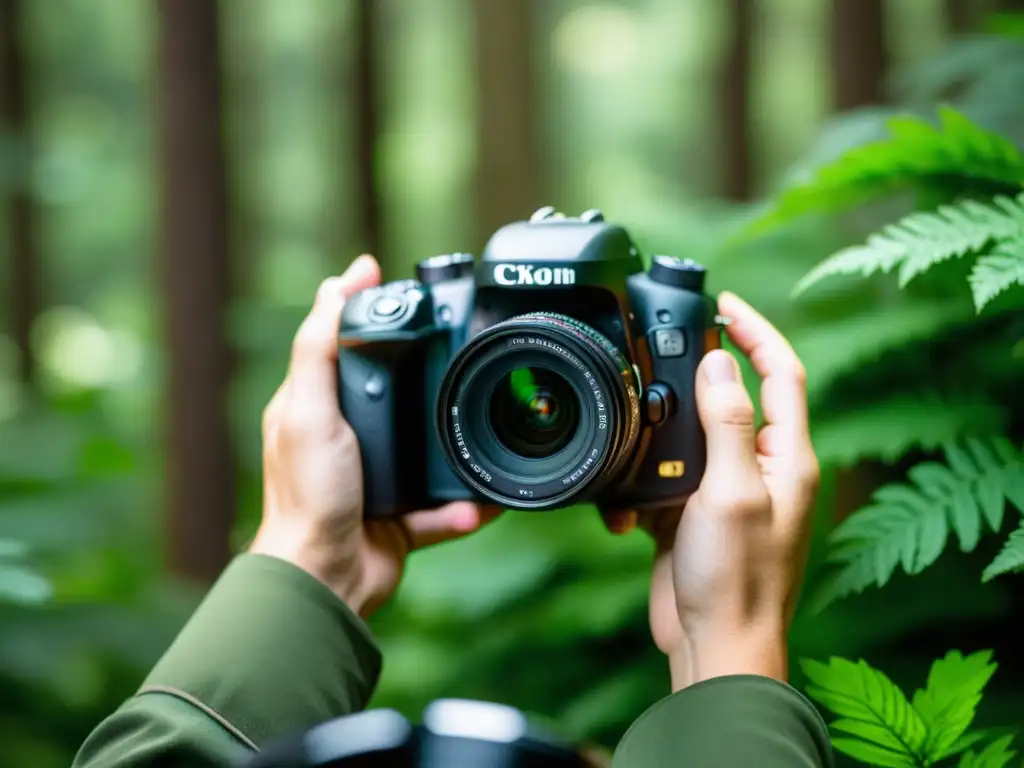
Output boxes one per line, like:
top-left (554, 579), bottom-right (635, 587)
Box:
top-left (250, 255), bottom-right (502, 619)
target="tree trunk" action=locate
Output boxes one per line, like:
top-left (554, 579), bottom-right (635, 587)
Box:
top-left (352, 0), bottom-right (383, 262)
top-left (830, 0), bottom-right (889, 111)
top-left (472, 0), bottom-right (540, 248)
top-left (718, 0), bottom-right (754, 201)
top-left (0, 0), bottom-right (38, 384)
top-left (156, 0), bottom-right (235, 584)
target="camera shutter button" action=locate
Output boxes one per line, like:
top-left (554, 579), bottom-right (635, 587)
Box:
top-left (369, 295), bottom-right (405, 322)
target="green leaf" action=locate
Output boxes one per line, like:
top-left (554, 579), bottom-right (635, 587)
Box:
top-left (817, 439), bottom-right (1023, 607)
top-left (958, 734), bottom-right (1018, 768)
top-left (981, 520), bottom-right (1024, 582)
top-left (794, 194), bottom-right (1024, 295)
top-left (970, 239), bottom-right (1024, 311)
top-left (829, 737), bottom-right (920, 768)
top-left (748, 106), bottom-right (1024, 237)
top-left (811, 397), bottom-right (1008, 468)
top-left (911, 650), bottom-right (998, 759)
top-left (0, 564), bottom-right (52, 605)
top-left (801, 657), bottom-right (928, 764)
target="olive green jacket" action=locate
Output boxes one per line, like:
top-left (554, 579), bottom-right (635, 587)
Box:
top-left (73, 555), bottom-right (834, 767)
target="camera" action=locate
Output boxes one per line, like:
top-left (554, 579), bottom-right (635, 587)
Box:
top-left (338, 207), bottom-right (722, 517)
top-left (241, 699), bottom-right (596, 767)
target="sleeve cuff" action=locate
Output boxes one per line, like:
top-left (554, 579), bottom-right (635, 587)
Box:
top-left (139, 553), bottom-right (382, 749)
top-left (613, 675), bottom-right (834, 768)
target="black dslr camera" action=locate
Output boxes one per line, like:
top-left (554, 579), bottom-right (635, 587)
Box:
top-left (242, 699), bottom-right (597, 767)
top-left (338, 207), bottom-right (722, 517)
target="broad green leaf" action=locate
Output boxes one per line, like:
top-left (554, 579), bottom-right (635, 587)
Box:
top-left (0, 564), bottom-right (53, 605)
top-left (830, 737), bottom-right (919, 768)
top-left (801, 657), bottom-right (928, 762)
top-left (911, 650), bottom-right (998, 759)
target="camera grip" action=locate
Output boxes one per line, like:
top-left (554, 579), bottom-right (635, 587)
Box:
top-left (338, 343), bottom-right (427, 519)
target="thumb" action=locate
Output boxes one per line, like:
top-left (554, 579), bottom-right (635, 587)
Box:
top-left (695, 349), bottom-right (760, 481)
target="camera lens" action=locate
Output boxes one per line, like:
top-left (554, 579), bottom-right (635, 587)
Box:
top-left (489, 367), bottom-right (580, 459)
top-left (436, 312), bottom-right (641, 510)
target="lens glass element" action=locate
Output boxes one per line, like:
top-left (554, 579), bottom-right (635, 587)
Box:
top-left (489, 367), bottom-right (579, 459)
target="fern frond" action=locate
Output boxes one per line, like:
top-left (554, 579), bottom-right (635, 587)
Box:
top-left (811, 397), bottom-right (1008, 468)
top-left (969, 239), bottom-right (1024, 311)
top-left (981, 520), bottom-right (1024, 582)
top-left (813, 438), bottom-right (1024, 610)
top-left (749, 106), bottom-right (1024, 236)
top-left (792, 193), bottom-right (1024, 295)
top-left (911, 650), bottom-right (998, 760)
top-left (801, 657), bottom-right (929, 767)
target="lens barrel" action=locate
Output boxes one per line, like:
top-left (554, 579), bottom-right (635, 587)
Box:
top-left (437, 312), bottom-right (640, 509)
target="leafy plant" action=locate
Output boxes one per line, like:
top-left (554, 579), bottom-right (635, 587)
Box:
top-left (802, 650), bottom-right (1015, 767)
top-left (811, 438), bottom-right (1024, 609)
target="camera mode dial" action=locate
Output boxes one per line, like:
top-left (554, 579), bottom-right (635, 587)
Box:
top-left (649, 254), bottom-right (706, 292)
top-left (416, 253), bottom-right (474, 285)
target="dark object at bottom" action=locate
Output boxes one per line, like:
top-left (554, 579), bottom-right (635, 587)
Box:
top-left (241, 699), bottom-right (590, 768)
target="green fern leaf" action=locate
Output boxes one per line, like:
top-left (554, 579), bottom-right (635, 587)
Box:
top-left (957, 734), bottom-right (1018, 768)
top-left (811, 397), bottom-right (1008, 468)
top-left (749, 105), bottom-right (1024, 236)
top-left (911, 651), bottom-right (998, 760)
top-left (792, 193), bottom-right (1024, 295)
top-left (969, 239), bottom-right (1024, 311)
top-left (981, 520), bottom-right (1024, 582)
top-left (814, 439), bottom-right (1023, 608)
top-left (801, 657), bottom-right (929, 767)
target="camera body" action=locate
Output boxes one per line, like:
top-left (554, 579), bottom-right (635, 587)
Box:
top-left (338, 207), bottom-right (721, 518)
top-left (241, 699), bottom-right (592, 767)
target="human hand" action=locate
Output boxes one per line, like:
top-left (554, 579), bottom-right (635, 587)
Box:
top-left (250, 255), bottom-right (502, 619)
top-left (604, 292), bottom-right (819, 691)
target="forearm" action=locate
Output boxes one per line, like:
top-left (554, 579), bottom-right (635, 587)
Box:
top-left (614, 675), bottom-right (833, 768)
top-left (669, 623), bottom-right (788, 692)
top-left (74, 555), bottom-right (382, 767)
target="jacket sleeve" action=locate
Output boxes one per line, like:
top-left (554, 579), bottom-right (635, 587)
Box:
top-left (612, 674), bottom-right (834, 768)
top-left (73, 554), bottom-right (383, 768)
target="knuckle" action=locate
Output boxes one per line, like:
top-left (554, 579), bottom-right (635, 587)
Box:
top-left (713, 399), bottom-right (755, 428)
top-left (791, 361), bottom-right (808, 388)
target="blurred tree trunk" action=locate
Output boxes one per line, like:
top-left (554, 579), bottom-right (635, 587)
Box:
top-left (0, 0), bottom-right (39, 384)
top-left (353, 0), bottom-right (383, 262)
top-left (718, 0), bottom-right (754, 201)
top-left (472, 0), bottom-right (540, 248)
top-left (829, 0), bottom-right (890, 521)
top-left (156, 0), bottom-right (235, 584)
top-left (830, 0), bottom-right (889, 110)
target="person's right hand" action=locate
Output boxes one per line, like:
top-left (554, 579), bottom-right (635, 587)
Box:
top-left (605, 292), bottom-right (820, 691)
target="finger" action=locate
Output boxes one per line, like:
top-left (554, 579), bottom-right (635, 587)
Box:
top-left (717, 292), bottom-right (809, 444)
top-left (403, 502), bottom-right (503, 550)
top-left (288, 255), bottom-right (382, 402)
top-left (599, 508), bottom-right (638, 536)
top-left (695, 349), bottom-right (762, 483)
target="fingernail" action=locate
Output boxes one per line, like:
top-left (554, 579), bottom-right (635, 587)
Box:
top-left (704, 349), bottom-right (737, 385)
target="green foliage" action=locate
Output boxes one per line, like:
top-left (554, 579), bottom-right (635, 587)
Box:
top-left (792, 193), bottom-right (1024, 302)
top-left (747, 106), bottom-right (1024, 236)
top-left (812, 439), bottom-right (1024, 610)
top-left (981, 519), bottom-right (1024, 582)
top-left (0, 540), bottom-right (51, 605)
top-left (958, 735), bottom-right (1019, 768)
top-left (802, 651), bottom-right (1012, 767)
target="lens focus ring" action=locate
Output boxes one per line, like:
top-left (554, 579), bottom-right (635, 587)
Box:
top-left (436, 312), bottom-right (640, 509)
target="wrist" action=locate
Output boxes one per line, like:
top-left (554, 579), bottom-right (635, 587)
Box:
top-left (249, 523), bottom-right (374, 619)
top-left (672, 621), bottom-right (788, 692)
